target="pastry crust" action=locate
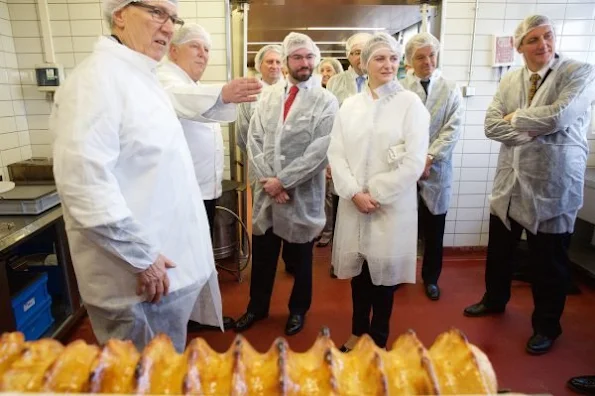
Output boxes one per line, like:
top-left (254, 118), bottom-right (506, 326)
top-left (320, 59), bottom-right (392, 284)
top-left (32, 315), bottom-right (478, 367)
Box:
top-left (42, 340), bottom-right (100, 393)
top-left (0, 328), bottom-right (498, 395)
top-left (429, 329), bottom-right (498, 394)
top-left (0, 338), bottom-right (63, 392)
top-left (89, 339), bottom-right (140, 394)
top-left (135, 334), bottom-right (186, 395)
top-left (0, 332), bottom-right (25, 379)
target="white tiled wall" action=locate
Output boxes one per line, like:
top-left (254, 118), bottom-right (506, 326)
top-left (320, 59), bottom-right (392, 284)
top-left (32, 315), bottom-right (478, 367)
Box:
top-left (0, 0), bottom-right (31, 181)
top-left (6, 0), bottom-right (232, 178)
top-left (442, 0), bottom-right (595, 246)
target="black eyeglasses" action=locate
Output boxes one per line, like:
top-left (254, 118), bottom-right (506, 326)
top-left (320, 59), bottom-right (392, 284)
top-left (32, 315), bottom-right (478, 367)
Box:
top-left (129, 2), bottom-right (185, 27)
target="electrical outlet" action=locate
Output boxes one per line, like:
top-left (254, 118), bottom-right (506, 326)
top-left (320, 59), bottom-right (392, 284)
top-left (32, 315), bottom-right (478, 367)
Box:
top-left (462, 86), bottom-right (476, 97)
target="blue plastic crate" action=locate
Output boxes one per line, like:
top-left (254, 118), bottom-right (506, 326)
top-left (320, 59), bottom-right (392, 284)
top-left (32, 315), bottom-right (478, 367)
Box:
top-left (10, 272), bottom-right (50, 328)
top-left (17, 296), bottom-right (54, 341)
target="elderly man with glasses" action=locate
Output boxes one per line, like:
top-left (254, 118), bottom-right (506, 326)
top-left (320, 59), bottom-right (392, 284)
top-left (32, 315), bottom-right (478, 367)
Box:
top-left (49, 0), bottom-right (253, 352)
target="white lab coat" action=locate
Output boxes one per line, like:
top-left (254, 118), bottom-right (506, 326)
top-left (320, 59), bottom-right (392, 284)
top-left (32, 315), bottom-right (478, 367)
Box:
top-left (328, 81), bottom-right (430, 286)
top-left (326, 66), bottom-right (362, 106)
top-left (50, 37), bottom-right (223, 344)
top-left (400, 69), bottom-right (463, 215)
top-left (157, 61), bottom-right (236, 200)
top-left (248, 77), bottom-right (339, 243)
top-left (486, 55), bottom-right (595, 234)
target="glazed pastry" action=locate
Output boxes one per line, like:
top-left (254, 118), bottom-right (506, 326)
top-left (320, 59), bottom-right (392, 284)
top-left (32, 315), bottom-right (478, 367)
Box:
top-left (88, 339), bottom-right (140, 394)
top-left (184, 337), bottom-right (236, 396)
top-left (135, 334), bottom-right (186, 395)
top-left (429, 329), bottom-right (498, 394)
top-left (0, 338), bottom-right (63, 392)
top-left (384, 330), bottom-right (439, 394)
top-left (0, 328), bottom-right (498, 395)
top-left (284, 330), bottom-right (335, 395)
top-left (42, 339), bottom-right (99, 393)
top-left (0, 332), bottom-right (25, 379)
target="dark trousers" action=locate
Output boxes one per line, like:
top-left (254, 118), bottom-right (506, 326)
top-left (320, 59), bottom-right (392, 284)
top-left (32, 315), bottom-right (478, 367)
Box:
top-left (203, 199), bottom-right (217, 239)
top-left (419, 198), bottom-right (446, 285)
top-left (331, 193), bottom-right (339, 232)
top-left (484, 214), bottom-right (570, 338)
top-left (248, 228), bottom-right (313, 316)
top-left (351, 262), bottom-right (397, 348)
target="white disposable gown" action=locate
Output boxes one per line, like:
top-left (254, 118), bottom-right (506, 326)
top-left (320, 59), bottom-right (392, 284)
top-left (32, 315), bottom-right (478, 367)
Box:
top-left (157, 61), bottom-right (236, 199)
top-left (485, 55), bottom-right (595, 234)
top-left (400, 69), bottom-right (463, 215)
top-left (50, 37), bottom-right (223, 350)
top-left (326, 66), bottom-right (362, 105)
top-left (328, 81), bottom-right (430, 286)
top-left (247, 77), bottom-right (339, 243)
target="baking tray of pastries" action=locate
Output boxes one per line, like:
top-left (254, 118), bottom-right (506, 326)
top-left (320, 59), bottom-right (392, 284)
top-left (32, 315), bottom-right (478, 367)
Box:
top-left (0, 327), bottom-right (504, 395)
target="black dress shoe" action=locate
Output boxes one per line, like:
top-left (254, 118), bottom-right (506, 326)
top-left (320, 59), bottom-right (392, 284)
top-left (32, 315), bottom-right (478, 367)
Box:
top-left (330, 266), bottom-right (337, 279)
top-left (187, 316), bottom-right (236, 332)
top-left (526, 333), bottom-right (555, 355)
top-left (284, 314), bottom-right (305, 336)
top-left (463, 301), bottom-right (505, 317)
top-left (425, 284), bottom-right (440, 301)
top-left (567, 375), bottom-right (595, 395)
top-left (223, 316), bottom-right (236, 330)
top-left (234, 312), bottom-right (267, 333)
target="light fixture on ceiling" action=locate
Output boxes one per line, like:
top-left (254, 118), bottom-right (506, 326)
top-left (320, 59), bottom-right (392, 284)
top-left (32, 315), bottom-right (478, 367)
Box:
top-left (305, 27), bottom-right (386, 31)
top-left (249, 41), bottom-right (347, 45)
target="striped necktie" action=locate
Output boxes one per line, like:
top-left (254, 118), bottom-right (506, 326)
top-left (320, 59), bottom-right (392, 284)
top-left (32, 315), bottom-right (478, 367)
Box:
top-left (528, 73), bottom-right (541, 105)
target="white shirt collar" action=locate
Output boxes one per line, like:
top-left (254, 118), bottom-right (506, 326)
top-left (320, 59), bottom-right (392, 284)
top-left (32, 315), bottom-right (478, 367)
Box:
top-left (285, 76), bottom-right (315, 96)
top-left (525, 57), bottom-right (555, 82)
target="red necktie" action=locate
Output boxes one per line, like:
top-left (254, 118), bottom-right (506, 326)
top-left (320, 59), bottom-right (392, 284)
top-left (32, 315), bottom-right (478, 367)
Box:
top-left (283, 85), bottom-right (299, 121)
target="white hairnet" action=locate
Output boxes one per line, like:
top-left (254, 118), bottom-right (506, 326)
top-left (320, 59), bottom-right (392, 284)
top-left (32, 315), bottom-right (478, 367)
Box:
top-left (171, 22), bottom-right (211, 48)
top-left (405, 32), bottom-right (440, 66)
top-left (319, 58), bottom-right (343, 74)
top-left (102, 0), bottom-right (178, 25)
top-left (345, 32), bottom-right (373, 56)
top-left (361, 32), bottom-right (402, 70)
top-left (255, 44), bottom-right (282, 72)
top-left (514, 14), bottom-right (555, 49)
top-left (282, 32), bottom-right (321, 66)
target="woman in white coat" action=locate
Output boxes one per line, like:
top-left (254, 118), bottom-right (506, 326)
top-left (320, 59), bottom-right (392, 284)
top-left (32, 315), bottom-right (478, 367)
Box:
top-left (328, 33), bottom-right (430, 351)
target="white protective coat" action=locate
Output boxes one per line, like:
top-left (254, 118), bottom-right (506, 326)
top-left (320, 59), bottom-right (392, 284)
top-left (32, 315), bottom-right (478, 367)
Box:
top-left (400, 69), bottom-right (463, 215)
top-left (157, 60), bottom-right (236, 199)
top-left (328, 81), bottom-right (430, 286)
top-left (248, 77), bottom-right (339, 243)
top-left (486, 55), bottom-right (595, 234)
top-left (50, 37), bottom-right (223, 345)
top-left (326, 66), bottom-right (363, 106)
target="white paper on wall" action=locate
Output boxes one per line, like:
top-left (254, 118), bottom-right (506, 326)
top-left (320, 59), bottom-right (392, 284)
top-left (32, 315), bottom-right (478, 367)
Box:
top-left (492, 35), bottom-right (515, 67)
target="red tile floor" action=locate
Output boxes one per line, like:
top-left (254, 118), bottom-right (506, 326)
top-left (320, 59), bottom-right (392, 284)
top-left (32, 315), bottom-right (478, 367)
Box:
top-left (67, 247), bottom-right (595, 395)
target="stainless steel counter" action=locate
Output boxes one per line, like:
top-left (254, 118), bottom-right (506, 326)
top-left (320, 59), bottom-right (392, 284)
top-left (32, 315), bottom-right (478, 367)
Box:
top-left (0, 206), bottom-right (63, 253)
top-left (0, 205), bottom-right (85, 341)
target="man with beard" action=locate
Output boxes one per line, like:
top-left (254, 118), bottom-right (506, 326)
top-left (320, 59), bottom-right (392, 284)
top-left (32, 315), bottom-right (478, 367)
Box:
top-left (234, 32), bottom-right (339, 336)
